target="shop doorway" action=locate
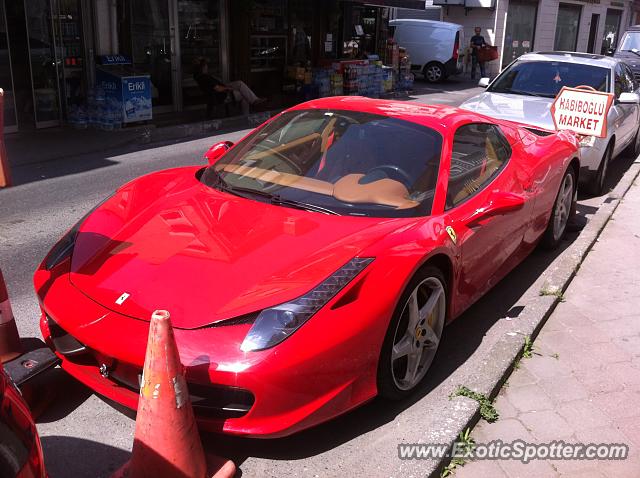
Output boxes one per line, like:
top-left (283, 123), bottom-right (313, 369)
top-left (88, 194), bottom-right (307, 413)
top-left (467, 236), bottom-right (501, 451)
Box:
top-left (118, 0), bottom-right (176, 113)
top-left (587, 13), bottom-right (600, 54)
top-left (554, 4), bottom-right (581, 52)
top-left (502, 0), bottom-right (538, 68)
top-left (177, 0), bottom-right (225, 111)
top-left (601, 9), bottom-right (623, 55)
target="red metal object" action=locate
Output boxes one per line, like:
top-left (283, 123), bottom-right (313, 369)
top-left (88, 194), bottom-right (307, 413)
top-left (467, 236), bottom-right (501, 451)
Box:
top-left (35, 97), bottom-right (579, 437)
top-left (0, 267), bottom-right (22, 362)
top-left (0, 89), bottom-right (12, 188)
top-left (0, 362), bottom-right (47, 477)
top-left (112, 310), bottom-right (235, 478)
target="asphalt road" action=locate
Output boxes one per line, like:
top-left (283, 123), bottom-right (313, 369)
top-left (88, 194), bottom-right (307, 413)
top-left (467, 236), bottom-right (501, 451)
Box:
top-left (0, 80), bottom-right (632, 477)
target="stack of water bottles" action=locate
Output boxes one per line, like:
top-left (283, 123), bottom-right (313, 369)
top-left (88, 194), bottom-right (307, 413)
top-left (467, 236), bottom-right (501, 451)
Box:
top-left (68, 88), bottom-right (123, 131)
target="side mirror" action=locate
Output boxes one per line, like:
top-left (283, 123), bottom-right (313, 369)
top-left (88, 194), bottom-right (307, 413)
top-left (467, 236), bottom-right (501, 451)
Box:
top-left (618, 92), bottom-right (640, 104)
top-left (204, 141), bottom-right (234, 165)
top-left (463, 191), bottom-right (525, 226)
top-left (478, 77), bottom-right (490, 88)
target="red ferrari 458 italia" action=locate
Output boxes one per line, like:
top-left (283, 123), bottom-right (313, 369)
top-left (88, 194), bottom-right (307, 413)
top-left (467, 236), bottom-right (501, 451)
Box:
top-left (35, 97), bottom-right (579, 437)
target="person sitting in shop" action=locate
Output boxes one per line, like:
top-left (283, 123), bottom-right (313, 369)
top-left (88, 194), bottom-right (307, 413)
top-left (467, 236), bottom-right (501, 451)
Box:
top-left (193, 58), bottom-right (266, 117)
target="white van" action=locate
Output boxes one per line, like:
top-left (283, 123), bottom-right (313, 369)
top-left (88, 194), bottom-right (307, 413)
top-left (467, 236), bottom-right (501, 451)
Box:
top-left (390, 19), bottom-right (464, 83)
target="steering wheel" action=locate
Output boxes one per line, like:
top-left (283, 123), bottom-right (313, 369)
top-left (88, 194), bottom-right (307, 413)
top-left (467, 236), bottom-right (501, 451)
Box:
top-left (366, 165), bottom-right (414, 189)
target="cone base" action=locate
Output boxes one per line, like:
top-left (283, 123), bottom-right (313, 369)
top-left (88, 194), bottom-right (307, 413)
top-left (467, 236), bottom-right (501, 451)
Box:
top-left (110, 453), bottom-right (236, 478)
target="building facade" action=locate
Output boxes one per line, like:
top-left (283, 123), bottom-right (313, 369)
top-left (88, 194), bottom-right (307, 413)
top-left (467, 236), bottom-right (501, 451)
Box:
top-left (0, 0), bottom-right (424, 132)
top-left (434, 0), bottom-right (635, 77)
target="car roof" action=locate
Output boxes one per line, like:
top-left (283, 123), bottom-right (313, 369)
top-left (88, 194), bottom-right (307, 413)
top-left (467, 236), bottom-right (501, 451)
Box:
top-left (389, 19), bottom-right (461, 30)
top-left (625, 25), bottom-right (640, 31)
top-left (287, 96), bottom-right (507, 133)
top-left (515, 51), bottom-right (619, 69)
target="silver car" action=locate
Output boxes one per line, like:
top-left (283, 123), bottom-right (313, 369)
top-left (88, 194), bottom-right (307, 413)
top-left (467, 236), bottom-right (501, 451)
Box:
top-left (461, 52), bottom-right (640, 195)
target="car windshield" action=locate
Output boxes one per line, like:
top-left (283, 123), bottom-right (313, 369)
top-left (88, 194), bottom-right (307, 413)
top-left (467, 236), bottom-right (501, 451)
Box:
top-left (618, 32), bottom-right (640, 51)
top-left (201, 109), bottom-right (443, 217)
top-left (488, 61), bottom-right (610, 98)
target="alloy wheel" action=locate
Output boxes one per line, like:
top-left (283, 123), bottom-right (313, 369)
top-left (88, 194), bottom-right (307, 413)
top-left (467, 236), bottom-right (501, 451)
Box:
top-left (426, 66), bottom-right (442, 83)
top-left (390, 276), bottom-right (446, 391)
top-left (552, 172), bottom-right (574, 242)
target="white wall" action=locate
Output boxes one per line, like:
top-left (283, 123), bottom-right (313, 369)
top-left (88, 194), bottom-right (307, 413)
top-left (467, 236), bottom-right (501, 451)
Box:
top-left (442, 0), bottom-right (634, 79)
top-left (442, 6), bottom-right (501, 75)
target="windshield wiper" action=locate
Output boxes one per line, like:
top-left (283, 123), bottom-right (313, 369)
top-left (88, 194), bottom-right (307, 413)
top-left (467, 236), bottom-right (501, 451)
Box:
top-left (625, 49), bottom-right (640, 58)
top-left (508, 90), bottom-right (554, 98)
top-left (270, 196), bottom-right (340, 215)
top-left (216, 180), bottom-right (340, 215)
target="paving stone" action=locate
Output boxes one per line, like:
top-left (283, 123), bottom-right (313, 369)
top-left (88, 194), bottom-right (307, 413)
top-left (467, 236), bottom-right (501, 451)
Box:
top-left (455, 459), bottom-right (508, 478)
top-left (494, 393), bottom-right (519, 420)
top-left (591, 390), bottom-right (640, 420)
top-left (554, 302), bottom-right (596, 327)
top-left (498, 457), bottom-right (559, 478)
top-left (558, 469), bottom-right (607, 478)
top-left (566, 325), bottom-right (612, 345)
top-left (598, 456), bottom-right (640, 478)
top-left (506, 384), bottom-right (554, 413)
top-left (594, 316), bottom-right (640, 339)
top-left (602, 362), bottom-right (640, 391)
top-left (588, 341), bottom-right (634, 365)
top-left (521, 355), bottom-right (573, 381)
top-left (472, 418), bottom-right (536, 444)
top-left (611, 336), bottom-right (640, 359)
top-left (505, 367), bottom-right (539, 388)
top-left (519, 410), bottom-right (573, 441)
top-left (574, 368), bottom-right (625, 394)
top-left (538, 375), bottom-right (590, 403)
top-left (557, 400), bottom-right (612, 431)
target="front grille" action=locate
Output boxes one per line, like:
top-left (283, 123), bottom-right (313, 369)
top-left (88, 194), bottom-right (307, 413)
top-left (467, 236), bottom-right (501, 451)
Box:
top-left (47, 316), bottom-right (88, 356)
top-left (47, 316), bottom-right (255, 419)
top-left (110, 364), bottom-right (255, 419)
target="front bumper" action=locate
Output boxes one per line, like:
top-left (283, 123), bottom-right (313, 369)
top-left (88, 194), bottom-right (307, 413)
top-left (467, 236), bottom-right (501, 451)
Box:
top-left (35, 267), bottom-right (386, 438)
top-left (578, 138), bottom-right (608, 179)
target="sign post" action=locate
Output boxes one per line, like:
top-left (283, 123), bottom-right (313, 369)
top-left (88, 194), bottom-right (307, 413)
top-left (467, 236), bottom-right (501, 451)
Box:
top-left (550, 86), bottom-right (614, 138)
top-left (0, 88), bottom-right (12, 188)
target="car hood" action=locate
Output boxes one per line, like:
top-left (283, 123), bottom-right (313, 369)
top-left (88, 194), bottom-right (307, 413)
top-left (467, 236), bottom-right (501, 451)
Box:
top-left (460, 92), bottom-right (555, 131)
top-left (69, 167), bottom-right (414, 329)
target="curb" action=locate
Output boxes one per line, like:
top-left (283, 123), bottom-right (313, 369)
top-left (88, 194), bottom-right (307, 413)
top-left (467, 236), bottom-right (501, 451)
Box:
top-left (431, 161), bottom-right (640, 478)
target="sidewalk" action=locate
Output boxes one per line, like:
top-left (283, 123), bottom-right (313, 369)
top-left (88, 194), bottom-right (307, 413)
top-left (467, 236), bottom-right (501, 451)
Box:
top-left (456, 177), bottom-right (640, 477)
top-left (3, 78), bottom-right (481, 171)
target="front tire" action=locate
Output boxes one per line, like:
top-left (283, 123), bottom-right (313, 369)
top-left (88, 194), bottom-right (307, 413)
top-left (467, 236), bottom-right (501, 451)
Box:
top-left (588, 142), bottom-right (612, 196)
top-left (624, 127), bottom-right (640, 159)
top-left (378, 266), bottom-right (447, 400)
top-left (423, 62), bottom-right (445, 83)
top-left (541, 167), bottom-right (577, 249)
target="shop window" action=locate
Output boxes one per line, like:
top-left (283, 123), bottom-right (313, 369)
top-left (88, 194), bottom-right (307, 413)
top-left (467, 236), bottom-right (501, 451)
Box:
top-left (601, 9), bottom-right (623, 55)
top-left (554, 4), bottom-right (581, 52)
top-left (447, 124), bottom-right (511, 209)
top-left (179, 0), bottom-right (223, 109)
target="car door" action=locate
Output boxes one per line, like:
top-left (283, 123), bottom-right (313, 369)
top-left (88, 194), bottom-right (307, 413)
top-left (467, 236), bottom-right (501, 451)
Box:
top-left (443, 123), bottom-right (533, 317)
top-left (622, 63), bottom-right (640, 138)
top-left (611, 64), bottom-right (635, 153)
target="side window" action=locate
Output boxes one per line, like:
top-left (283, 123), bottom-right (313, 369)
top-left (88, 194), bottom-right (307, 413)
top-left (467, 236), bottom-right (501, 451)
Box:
top-left (446, 123), bottom-right (511, 209)
top-left (623, 64), bottom-right (637, 91)
top-left (614, 65), bottom-right (631, 95)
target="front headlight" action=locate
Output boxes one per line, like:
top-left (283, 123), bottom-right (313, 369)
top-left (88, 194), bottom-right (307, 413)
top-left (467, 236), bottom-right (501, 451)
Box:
top-left (240, 257), bottom-right (374, 352)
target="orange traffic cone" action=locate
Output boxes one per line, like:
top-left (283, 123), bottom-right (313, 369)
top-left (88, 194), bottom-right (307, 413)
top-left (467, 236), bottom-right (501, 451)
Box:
top-left (0, 268), bottom-right (21, 362)
top-left (112, 310), bottom-right (236, 478)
